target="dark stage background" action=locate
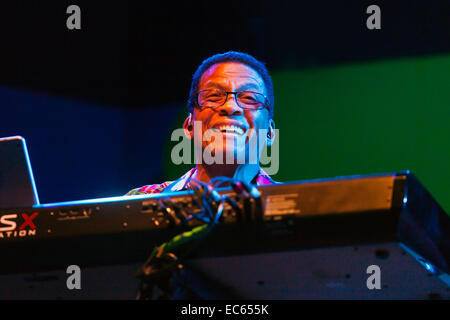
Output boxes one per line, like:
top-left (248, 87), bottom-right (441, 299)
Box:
top-left (0, 0), bottom-right (448, 213)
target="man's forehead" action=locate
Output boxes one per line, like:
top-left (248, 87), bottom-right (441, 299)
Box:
top-left (199, 62), bottom-right (265, 90)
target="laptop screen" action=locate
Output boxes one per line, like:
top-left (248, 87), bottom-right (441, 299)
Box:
top-left (0, 136), bottom-right (40, 208)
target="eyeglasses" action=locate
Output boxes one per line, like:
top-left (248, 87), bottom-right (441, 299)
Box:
top-left (196, 89), bottom-right (269, 110)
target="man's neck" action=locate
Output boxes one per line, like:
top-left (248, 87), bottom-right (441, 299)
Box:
top-left (193, 163), bottom-right (260, 184)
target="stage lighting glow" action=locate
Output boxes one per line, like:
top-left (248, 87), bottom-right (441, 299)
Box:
top-left (424, 262), bottom-right (435, 273)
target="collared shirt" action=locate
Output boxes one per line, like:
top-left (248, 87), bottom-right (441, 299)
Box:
top-left (125, 167), bottom-right (276, 195)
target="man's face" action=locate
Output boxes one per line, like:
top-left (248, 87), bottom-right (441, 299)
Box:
top-left (189, 62), bottom-right (273, 164)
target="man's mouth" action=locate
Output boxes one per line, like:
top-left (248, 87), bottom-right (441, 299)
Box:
top-left (212, 124), bottom-right (246, 135)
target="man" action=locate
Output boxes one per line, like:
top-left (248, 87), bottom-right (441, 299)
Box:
top-left (127, 51), bottom-right (277, 195)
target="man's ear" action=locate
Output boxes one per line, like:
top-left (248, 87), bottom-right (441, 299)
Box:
top-left (183, 113), bottom-right (193, 139)
top-left (267, 119), bottom-right (276, 147)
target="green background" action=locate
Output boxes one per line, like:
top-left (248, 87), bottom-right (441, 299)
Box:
top-left (164, 54), bottom-right (450, 214)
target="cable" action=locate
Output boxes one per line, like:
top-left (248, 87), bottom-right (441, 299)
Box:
top-left (136, 175), bottom-right (262, 300)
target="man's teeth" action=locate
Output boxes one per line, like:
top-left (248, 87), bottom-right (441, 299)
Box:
top-left (217, 125), bottom-right (244, 135)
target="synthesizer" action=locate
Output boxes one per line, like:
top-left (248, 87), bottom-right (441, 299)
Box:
top-left (0, 171), bottom-right (448, 276)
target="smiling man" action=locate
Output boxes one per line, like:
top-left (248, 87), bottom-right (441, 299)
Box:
top-left (127, 51), bottom-right (277, 195)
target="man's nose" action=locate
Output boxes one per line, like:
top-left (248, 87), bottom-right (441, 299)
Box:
top-left (218, 93), bottom-right (243, 116)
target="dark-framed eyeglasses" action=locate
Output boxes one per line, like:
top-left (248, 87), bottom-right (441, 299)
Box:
top-left (196, 89), bottom-right (269, 110)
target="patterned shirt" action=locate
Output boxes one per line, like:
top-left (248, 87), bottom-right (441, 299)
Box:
top-left (125, 167), bottom-right (276, 195)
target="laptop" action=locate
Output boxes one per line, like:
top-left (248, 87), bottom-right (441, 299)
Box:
top-left (0, 136), bottom-right (40, 208)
